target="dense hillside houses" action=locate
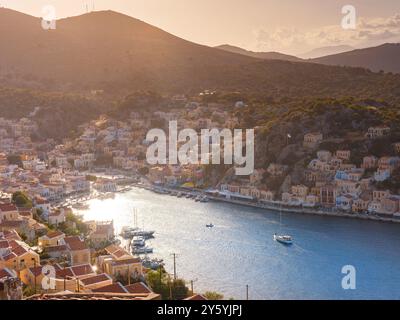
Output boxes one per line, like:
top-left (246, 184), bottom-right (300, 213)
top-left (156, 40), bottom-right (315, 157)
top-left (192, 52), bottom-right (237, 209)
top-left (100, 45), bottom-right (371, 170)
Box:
top-left (216, 124), bottom-right (400, 219)
top-left (0, 87), bottom-right (399, 301)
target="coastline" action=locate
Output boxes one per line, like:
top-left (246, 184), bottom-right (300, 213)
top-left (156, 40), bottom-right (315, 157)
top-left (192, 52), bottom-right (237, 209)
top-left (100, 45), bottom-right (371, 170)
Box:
top-left (80, 170), bottom-right (400, 225)
top-left (130, 183), bottom-right (400, 225)
top-left (206, 195), bottom-right (400, 224)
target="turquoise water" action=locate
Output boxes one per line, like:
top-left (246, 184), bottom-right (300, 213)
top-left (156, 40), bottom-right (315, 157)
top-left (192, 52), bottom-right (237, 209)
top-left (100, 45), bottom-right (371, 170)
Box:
top-left (80, 187), bottom-right (400, 300)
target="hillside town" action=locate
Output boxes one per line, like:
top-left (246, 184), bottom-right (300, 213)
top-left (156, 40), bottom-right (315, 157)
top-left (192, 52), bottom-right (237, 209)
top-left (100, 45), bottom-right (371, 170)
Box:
top-left (219, 125), bottom-right (400, 220)
top-left (1, 94), bottom-right (400, 300)
top-left (0, 112), bottom-right (211, 300)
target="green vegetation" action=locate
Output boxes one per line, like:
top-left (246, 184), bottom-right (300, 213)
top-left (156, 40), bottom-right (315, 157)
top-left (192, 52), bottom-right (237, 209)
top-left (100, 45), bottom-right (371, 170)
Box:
top-left (0, 87), bottom-right (109, 140)
top-left (58, 212), bottom-right (89, 236)
top-left (7, 154), bottom-right (22, 167)
top-left (12, 191), bottom-right (33, 208)
top-left (94, 154), bottom-right (113, 166)
top-left (374, 168), bottom-right (400, 194)
top-left (146, 269), bottom-right (189, 300)
top-left (138, 167), bottom-right (149, 176)
top-left (204, 291), bottom-right (224, 300)
top-left (85, 174), bottom-right (97, 182)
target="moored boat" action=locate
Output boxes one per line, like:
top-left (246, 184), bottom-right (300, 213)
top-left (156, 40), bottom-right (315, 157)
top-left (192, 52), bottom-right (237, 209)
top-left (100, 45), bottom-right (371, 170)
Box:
top-left (131, 236), bottom-right (146, 247)
top-left (133, 246), bottom-right (153, 254)
top-left (273, 233), bottom-right (293, 245)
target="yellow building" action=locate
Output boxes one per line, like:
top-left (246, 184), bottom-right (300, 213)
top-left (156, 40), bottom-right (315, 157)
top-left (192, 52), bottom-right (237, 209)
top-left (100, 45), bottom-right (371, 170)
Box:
top-left (38, 231), bottom-right (65, 247)
top-left (64, 236), bottom-right (91, 266)
top-left (0, 239), bottom-right (40, 272)
top-left (97, 245), bottom-right (142, 280)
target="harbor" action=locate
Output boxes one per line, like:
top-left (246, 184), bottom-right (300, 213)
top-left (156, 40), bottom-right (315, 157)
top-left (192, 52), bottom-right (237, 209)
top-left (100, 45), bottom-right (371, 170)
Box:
top-left (76, 186), bottom-right (400, 300)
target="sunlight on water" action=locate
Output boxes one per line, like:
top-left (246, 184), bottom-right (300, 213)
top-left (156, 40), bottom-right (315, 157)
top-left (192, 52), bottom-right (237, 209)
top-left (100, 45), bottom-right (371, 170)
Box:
top-left (77, 187), bottom-right (400, 300)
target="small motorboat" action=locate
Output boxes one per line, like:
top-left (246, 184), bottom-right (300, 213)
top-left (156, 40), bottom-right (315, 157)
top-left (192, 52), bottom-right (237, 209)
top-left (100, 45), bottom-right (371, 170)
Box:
top-left (72, 203), bottom-right (90, 210)
top-left (273, 233), bottom-right (293, 245)
top-left (141, 257), bottom-right (164, 270)
top-left (120, 226), bottom-right (139, 239)
top-left (132, 230), bottom-right (155, 239)
top-left (131, 236), bottom-right (146, 247)
top-left (133, 246), bottom-right (153, 254)
top-left (206, 223), bottom-right (214, 228)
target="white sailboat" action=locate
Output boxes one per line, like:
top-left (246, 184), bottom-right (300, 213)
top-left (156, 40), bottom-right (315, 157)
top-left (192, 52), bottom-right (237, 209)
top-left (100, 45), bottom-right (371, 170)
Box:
top-left (274, 204), bottom-right (293, 245)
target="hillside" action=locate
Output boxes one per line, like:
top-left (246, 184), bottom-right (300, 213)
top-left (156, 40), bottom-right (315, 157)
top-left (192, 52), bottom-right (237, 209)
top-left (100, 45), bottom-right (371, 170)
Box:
top-left (0, 8), bottom-right (253, 93)
top-left (311, 43), bottom-right (400, 74)
top-left (215, 44), bottom-right (302, 62)
top-left (0, 87), bottom-right (109, 139)
top-left (1, 8), bottom-right (400, 102)
top-left (300, 45), bottom-right (354, 59)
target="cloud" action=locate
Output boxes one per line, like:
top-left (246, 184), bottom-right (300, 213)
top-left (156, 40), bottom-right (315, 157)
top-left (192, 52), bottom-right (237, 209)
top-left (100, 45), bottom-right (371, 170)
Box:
top-left (254, 13), bottom-right (400, 54)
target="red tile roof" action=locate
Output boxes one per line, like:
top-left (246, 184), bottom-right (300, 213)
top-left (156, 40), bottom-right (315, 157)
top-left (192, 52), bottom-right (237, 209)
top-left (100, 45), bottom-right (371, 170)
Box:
top-left (0, 240), bottom-right (9, 249)
top-left (80, 273), bottom-right (110, 286)
top-left (124, 282), bottom-right (152, 294)
top-left (25, 292), bottom-right (160, 300)
top-left (1, 230), bottom-right (21, 241)
top-left (70, 264), bottom-right (94, 277)
top-left (0, 220), bottom-right (25, 228)
top-left (28, 266), bottom-right (43, 277)
top-left (0, 268), bottom-right (15, 279)
top-left (111, 257), bottom-right (141, 266)
top-left (3, 252), bottom-right (17, 261)
top-left (45, 231), bottom-right (65, 239)
top-left (0, 203), bottom-right (17, 212)
top-left (35, 198), bottom-right (49, 205)
top-left (92, 282), bottom-right (127, 294)
top-left (56, 268), bottom-right (74, 279)
top-left (45, 245), bottom-right (67, 253)
top-left (184, 294), bottom-right (208, 300)
top-left (11, 245), bottom-right (27, 256)
top-left (64, 236), bottom-right (88, 251)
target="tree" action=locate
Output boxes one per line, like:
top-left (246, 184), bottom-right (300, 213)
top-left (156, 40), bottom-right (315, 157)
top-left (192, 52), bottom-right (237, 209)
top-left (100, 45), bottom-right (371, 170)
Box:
top-left (12, 191), bottom-right (33, 208)
top-left (146, 270), bottom-right (190, 300)
top-left (204, 291), bottom-right (224, 300)
top-left (138, 167), bottom-right (149, 175)
top-left (85, 175), bottom-right (97, 182)
top-left (7, 154), bottom-right (22, 167)
top-left (94, 154), bottom-right (113, 166)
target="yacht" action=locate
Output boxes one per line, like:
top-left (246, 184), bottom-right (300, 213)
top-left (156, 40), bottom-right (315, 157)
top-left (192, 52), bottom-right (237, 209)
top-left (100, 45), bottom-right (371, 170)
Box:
top-left (274, 205), bottom-right (293, 245)
top-left (273, 233), bottom-right (293, 245)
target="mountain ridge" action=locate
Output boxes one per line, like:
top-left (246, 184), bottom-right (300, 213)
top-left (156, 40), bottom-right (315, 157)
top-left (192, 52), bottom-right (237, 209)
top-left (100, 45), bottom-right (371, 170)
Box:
top-left (215, 44), bottom-right (302, 62)
top-left (0, 8), bottom-right (400, 101)
top-left (310, 43), bottom-right (400, 73)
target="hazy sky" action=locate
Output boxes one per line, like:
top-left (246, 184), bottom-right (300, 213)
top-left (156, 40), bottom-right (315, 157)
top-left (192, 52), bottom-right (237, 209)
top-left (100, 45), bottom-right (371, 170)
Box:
top-left (2, 0), bottom-right (400, 55)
